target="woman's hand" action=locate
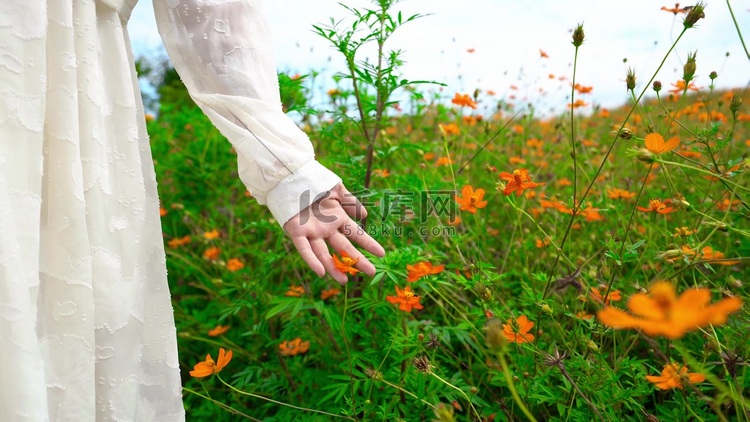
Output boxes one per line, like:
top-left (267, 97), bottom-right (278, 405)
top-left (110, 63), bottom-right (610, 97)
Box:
top-left (283, 183), bottom-right (385, 284)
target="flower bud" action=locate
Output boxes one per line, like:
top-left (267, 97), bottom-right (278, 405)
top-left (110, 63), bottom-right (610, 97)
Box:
top-left (485, 319), bottom-right (506, 352)
top-left (635, 148), bottom-right (655, 163)
top-left (730, 89), bottom-right (742, 115)
top-left (709, 71), bottom-right (717, 80)
top-left (572, 23), bottom-right (585, 47)
top-left (683, 51), bottom-right (697, 82)
top-left (652, 81), bottom-right (662, 92)
top-left (625, 68), bottom-right (636, 91)
top-left (585, 339), bottom-right (599, 352)
top-left (539, 303), bottom-right (553, 315)
top-left (418, 333), bottom-right (425, 342)
top-left (612, 125), bottom-right (633, 140)
top-left (683, 2), bottom-right (706, 28)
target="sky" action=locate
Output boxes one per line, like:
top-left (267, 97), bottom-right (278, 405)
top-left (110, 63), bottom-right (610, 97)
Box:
top-left (129, 1), bottom-right (750, 116)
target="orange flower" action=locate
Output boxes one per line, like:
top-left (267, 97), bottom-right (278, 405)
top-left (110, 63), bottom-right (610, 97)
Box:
top-left (637, 198), bottom-right (676, 214)
top-left (423, 152), bottom-right (436, 161)
top-left (568, 99), bottom-right (588, 108)
top-left (455, 185), bottom-right (488, 214)
top-left (589, 286), bottom-right (622, 305)
top-left (372, 168), bottom-right (390, 178)
top-left (669, 80), bottom-right (700, 94)
top-left (386, 286), bottom-right (424, 313)
top-left (573, 83), bottom-right (593, 94)
top-left (645, 133), bottom-right (679, 154)
top-left (597, 281), bottom-right (743, 339)
top-left (406, 261), bottom-right (445, 282)
top-left (208, 325), bottom-right (230, 337)
top-left (189, 348), bottom-right (233, 378)
top-left (502, 315), bottom-right (535, 344)
top-left (535, 238), bottom-right (550, 248)
top-left (575, 311), bottom-right (593, 320)
top-left (167, 235), bottom-right (191, 248)
top-left (285, 285), bottom-right (305, 297)
top-left (646, 363), bottom-right (705, 390)
top-left (159, 207), bottom-right (168, 217)
top-left (556, 178), bottom-right (573, 187)
top-left (439, 123), bottom-right (460, 136)
top-left (699, 246), bottom-right (740, 266)
top-left (451, 93), bottom-right (477, 109)
top-left (204, 229), bottom-right (220, 240)
top-left (607, 188), bottom-right (636, 200)
top-left (539, 49), bottom-right (549, 58)
top-left (333, 251), bottom-right (360, 275)
top-left (321, 288), bottom-right (341, 300)
top-left (660, 4), bottom-right (688, 14)
top-left (226, 258), bottom-right (244, 272)
top-left (203, 246), bottom-right (221, 261)
top-left (498, 169), bottom-right (545, 196)
top-left (279, 338), bottom-right (310, 356)
top-left (673, 226), bottom-right (696, 238)
top-left (435, 156), bottom-right (452, 166)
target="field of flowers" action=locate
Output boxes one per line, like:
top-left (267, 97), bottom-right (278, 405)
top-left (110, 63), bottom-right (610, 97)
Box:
top-left (143, 2), bottom-right (748, 420)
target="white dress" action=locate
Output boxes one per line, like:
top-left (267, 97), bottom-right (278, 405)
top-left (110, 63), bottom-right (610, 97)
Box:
top-left (0, 0), bottom-right (340, 420)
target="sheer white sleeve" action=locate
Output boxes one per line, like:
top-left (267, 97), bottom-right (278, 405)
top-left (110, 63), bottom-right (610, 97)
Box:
top-left (153, 0), bottom-right (341, 226)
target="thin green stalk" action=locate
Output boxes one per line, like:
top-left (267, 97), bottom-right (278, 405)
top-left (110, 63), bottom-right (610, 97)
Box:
top-left (497, 353), bottom-right (538, 422)
top-left (217, 375), bottom-right (356, 420)
top-left (726, 0), bottom-right (750, 59)
top-left (183, 386), bottom-right (260, 421)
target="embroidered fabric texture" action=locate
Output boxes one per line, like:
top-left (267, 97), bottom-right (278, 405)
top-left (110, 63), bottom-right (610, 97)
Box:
top-left (0, 0), bottom-right (338, 420)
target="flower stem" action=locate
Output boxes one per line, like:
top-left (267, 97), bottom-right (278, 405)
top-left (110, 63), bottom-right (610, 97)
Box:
top-left (217, 375), bottom-right (355, 420)
top-left (496, 353), bottom-right (538, 422)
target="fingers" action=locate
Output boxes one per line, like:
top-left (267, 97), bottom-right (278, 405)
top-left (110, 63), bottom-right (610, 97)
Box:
top-left (339, 219), bottom-right (386, 258)
top-left (290, 235), bottom-right (325, 277)
top-left (327, 232), bottom-right (376, 277)
top-left (309, 238), bottom-right (348, 284)
top-left (334, 184), bottom-right (368, 221)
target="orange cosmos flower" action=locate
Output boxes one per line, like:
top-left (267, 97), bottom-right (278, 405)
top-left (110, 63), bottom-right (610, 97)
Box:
top-left (167, 235), bottom-right (191, 248)
top-left (203, 246), bottom-right (221, 261)
top-left (645, 133), bottom-right (679, 154)
top-left (597, 281), bottom-right (743, 339)
top-left (568, 99), bottom-right (589, 108)
top-left (573, 83), bottom-right (593, 94)
top-left (455, 185), bottom-right (488, 214)
top-left (466, 48), bottom-right (475, 53)
top-left (204, 229), bottom-right (220, 240)
top-left (190, 348), bottom-right (233, 378)
top-left (372, 168), bottom-right (390, 178)
top-left (556, 178), bottom-right (573, 187)
top-left (660, 3), bottom-right (688, 14)
top-left (159, 207), bottom-right (168, 217)
top-left (589, 286), bottom-right (622, 305)
top-left (423, 152), bottom-right (436, 161)
top-left (320, 288), bottom-right (341, 300)
top-left (539, 49), bottom-right (549, 58)
top-left (226, 258), bottom-right (244, 272)
top-left (439, 123), bottom-right (460, 136)
top-left (333, 251), bottom-right (360, 275)
top-left (435, 156), bottom-right (452, 166)
top-left (498, 169), bottom-right (545, 196)
top-left (208, 325), bottom-right (230, 337)
top-left (279, 338), bottom-right (310, 356)
top-left (406, 261), bottom-right (445, 282)
top-left (451, 93), bottom-right (477, 109)
top-left (386, 286), bottom-right (424, 313)
top-left (637, 198), bottom-right (676, 214)
top-left (502, 315), bottom-right (535, 344)
top-left (607, 188), bottom-right (636, 200)
top-left (285, 285), bottom-right (305, 297)
top-left (699, 246), bottom-right (740, 266)
top-left (646, 363), bottom-right (705, 390)
top-left (669, 80), bottom-right (700, 94)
